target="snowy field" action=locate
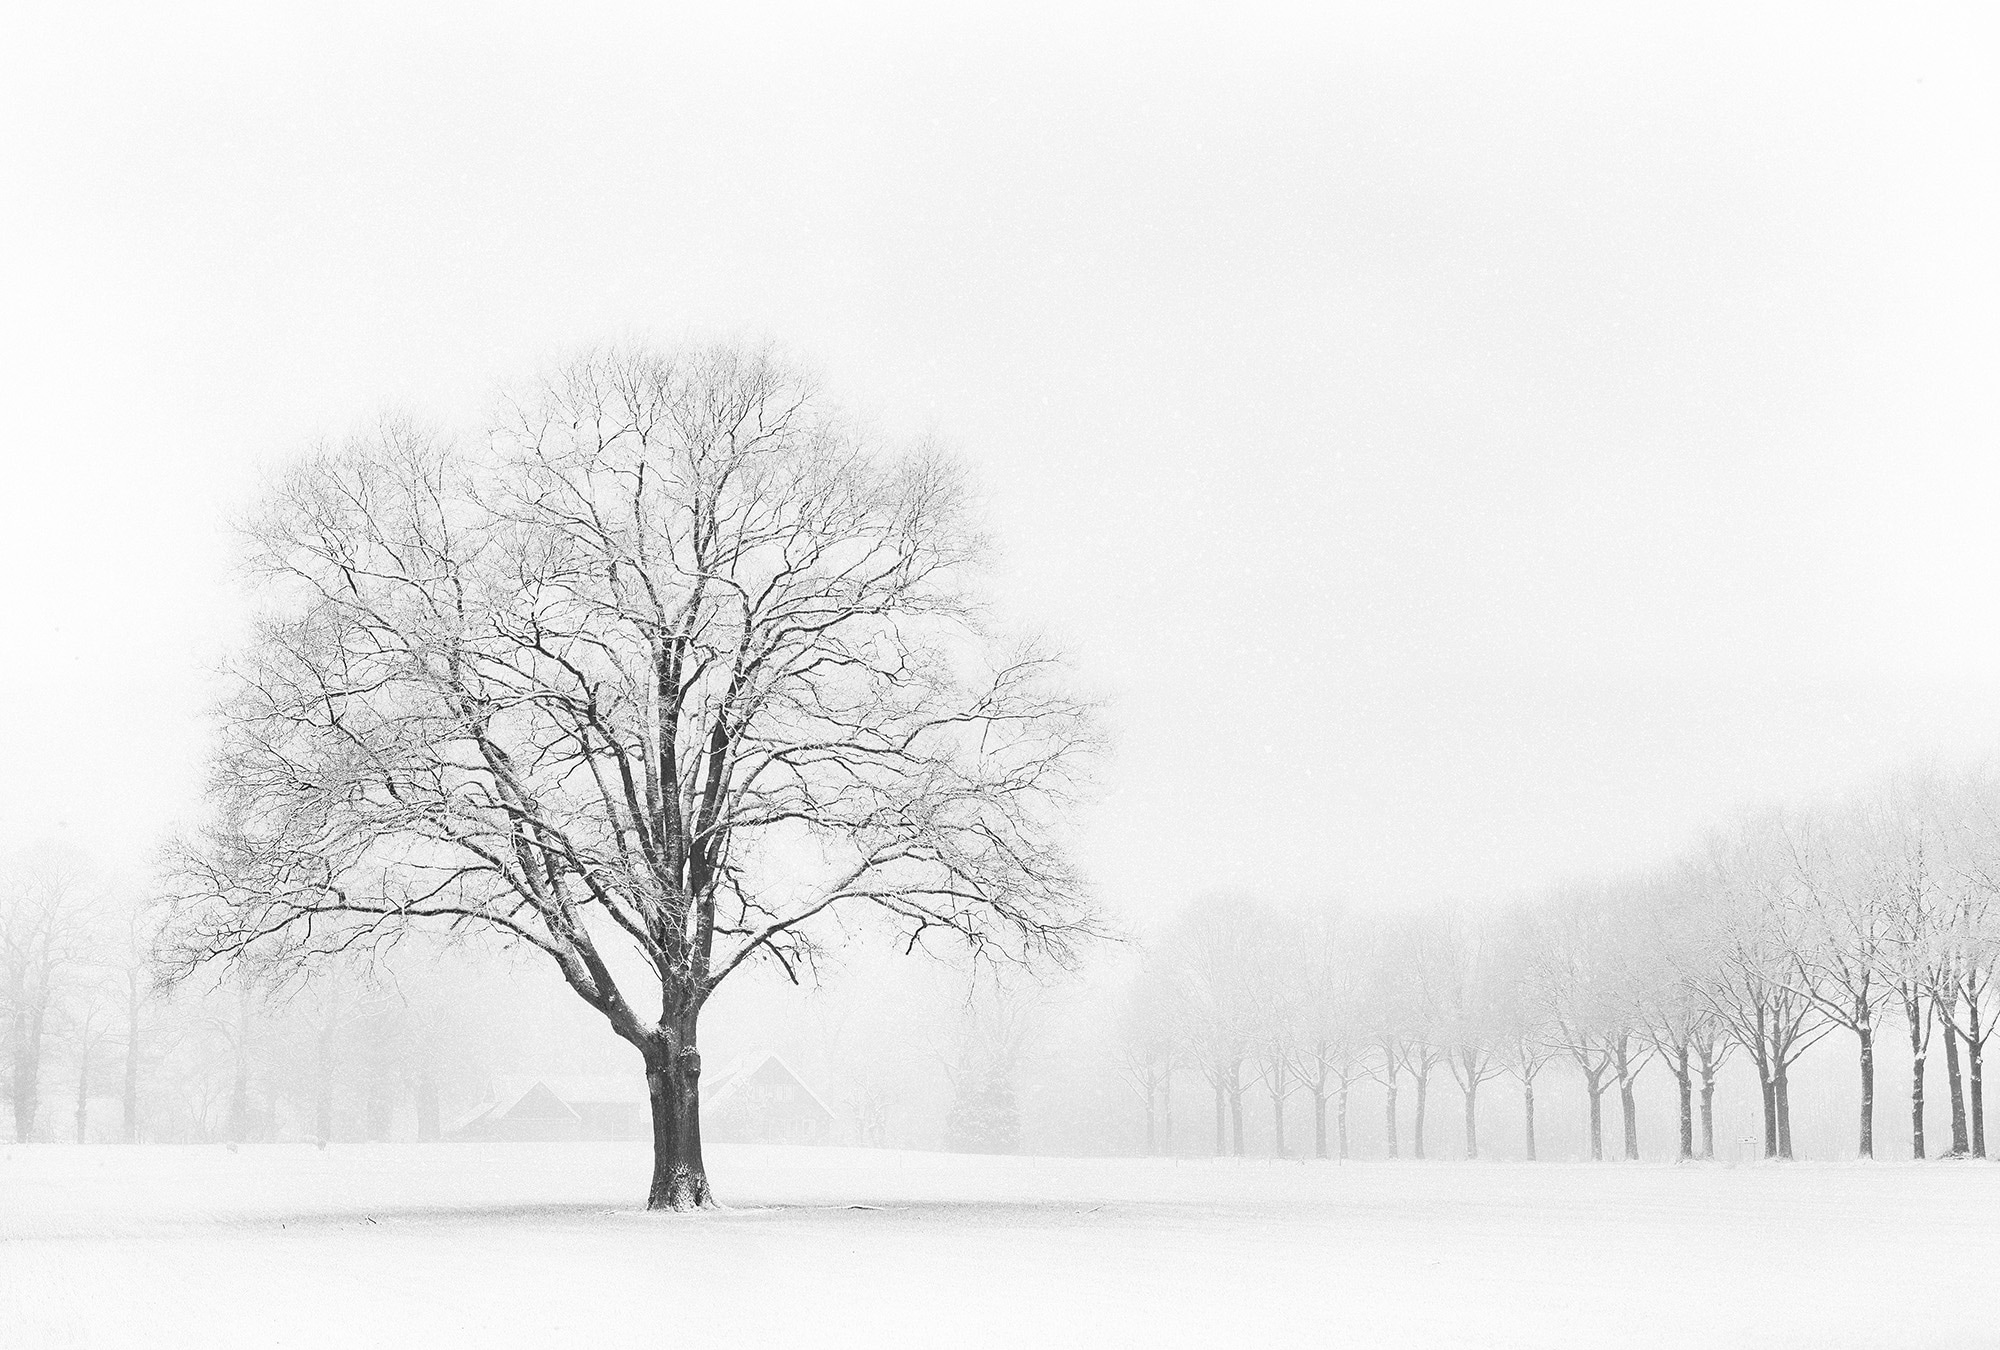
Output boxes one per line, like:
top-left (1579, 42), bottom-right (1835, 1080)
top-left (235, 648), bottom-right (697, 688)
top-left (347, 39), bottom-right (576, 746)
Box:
top-left (5, 1144), bottom-right (1998, 1348)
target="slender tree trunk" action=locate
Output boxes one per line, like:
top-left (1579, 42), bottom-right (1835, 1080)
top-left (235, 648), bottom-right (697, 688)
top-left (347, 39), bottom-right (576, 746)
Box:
top-left (12, 1005), bottom-right (43, 1143)
top-left (416, 1073), bottom-right (441, 1143)
top-left (1757, 1065), bottom-right (1776, 1159)
top-left (1857, 1024), bottom-right (1875, 1160)
top-left (365, 1069), bottom-right (394, 1143)
top-left (1586, 1075), bottom-right (1603, 1161)
top-left (314, 1016), bottom-right (336, 1145)
top-left (1523, 1077), bottom-right (1537, 1162)
top-left (1313, 1090), bottom-right (1327, 1160)
top-left (1609, 1037), bottom-right (1640, 1161)
top-left (1942, 1017), bottom-right (1970, 1156)
top-left (1967, 1001), bottom-right (1985, 1159)
top-left (122, 976), bottom-right (142, 1144)
top-left (228, 1055), bottom-right (250, 1145)
top-left (1412, 1069), bottom-right (1428, 1161)
top-left (643, 1024), bottom-right (712, 1211)
top-left (1463, 1083), bottom-right (1479, 1160)
top-left (1336, 1082), bottom-right (1349, 1161)
top-left (1270, 1084), bottom-right (1285, 1159)
top-left (1699, 1072), bottom-right (1715, 1160)
top-left (1383, 1080), bottom-right (1399, 1159)
top-left (74, 1051), bottom-right (89, 1145)
top-left (1142, 1080), bottom-right (1156, 1155)
top-left (1674, 1047), bottom-right (1692, 1162)
top-left (1228, 1069), bottom-right (1244, 1157)
top-left (229, 994), bottom-right (252, 1146)
top-left (1774, 1063), bottom-right (1794, 1160)
top-left (1911, 1038), bottom-right (1928, 1161)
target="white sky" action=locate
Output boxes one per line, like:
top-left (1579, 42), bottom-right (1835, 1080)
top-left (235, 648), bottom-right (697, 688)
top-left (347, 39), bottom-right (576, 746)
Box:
top-left (3, 1), bottom-right (1998, 921)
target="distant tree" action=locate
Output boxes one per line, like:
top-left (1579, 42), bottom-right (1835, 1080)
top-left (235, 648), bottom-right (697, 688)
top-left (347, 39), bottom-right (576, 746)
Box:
top-left (1247, 929), bottom-right (1303, 1159)
top-left (1858, 779), bottom-right (1953, 1159)
top-left (56, 996), bottom-right (117, 1144)
top-left (1161, 900), bottom-right (1266, 1156)
top-left (941, 983), bottom-right (1034, 1155)
top-left (1594, 882), bottom-right (1660, 1162)
top-left (1926, 773), bottom-right (2000, 1158)
top-left (1404, 1036), bottom-right (1443, 1161)
top-left (163, 344), bottom-right (1098, 1208)
top-left (1359, 922), bottom-right (1415, 1160)
top-left (1686, 820), bottom-right (1832, 1160)
top-left (1526, 890), bottom-right (1621, 1161)
top-left (1487, 908), bottom-right (1558, 1161)
top-left (1, 850), bottom-right (101, 1142)
top-left (1780, 801), bottom-right (1897, 1159)
top-left (1425, 905), bottom-right (1505, 1160)
top-left (1292, 906), bottom-right (1363, 1160)
top-left (106, 893), bottom-right (165, 1143)
top-left (1115, 965), bottom-right (1181, 1155)
top-left (1945, 770), bottom-right (2000, 1157)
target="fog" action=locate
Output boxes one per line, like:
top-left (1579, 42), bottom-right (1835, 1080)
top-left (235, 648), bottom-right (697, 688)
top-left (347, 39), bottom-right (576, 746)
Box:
top-left (7, 3), bottom-right (2000, 916)
top-left (6, 4), bottom-right (2000, 1346)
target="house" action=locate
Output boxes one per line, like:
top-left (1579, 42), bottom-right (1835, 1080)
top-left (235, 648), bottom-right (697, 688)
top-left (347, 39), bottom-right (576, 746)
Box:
top-left (444, 1056), bottom-right (834, 1144)
top-left (701, 1054), bottom-right (836, 1145)
top-left (445, 1075), bottom-right (648, 1142)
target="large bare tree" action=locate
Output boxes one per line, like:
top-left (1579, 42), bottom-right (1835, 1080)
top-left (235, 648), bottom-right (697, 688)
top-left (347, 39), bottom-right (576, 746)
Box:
top-left (165, 343), bottom-right (1099, 1208)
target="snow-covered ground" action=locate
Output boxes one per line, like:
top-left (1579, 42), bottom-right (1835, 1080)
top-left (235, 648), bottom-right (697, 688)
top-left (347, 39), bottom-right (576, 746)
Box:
top-left (4, 1143), bottom-right (1995, 1348)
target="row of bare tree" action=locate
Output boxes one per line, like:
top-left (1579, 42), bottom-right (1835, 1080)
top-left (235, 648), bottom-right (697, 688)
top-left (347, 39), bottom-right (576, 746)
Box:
top-left (0, 847), bottom-right (522, 1146)
top-left (1121, 766), bottom-right (2000, 1164)
top-left (0, 852), bottom-right (156, 1145)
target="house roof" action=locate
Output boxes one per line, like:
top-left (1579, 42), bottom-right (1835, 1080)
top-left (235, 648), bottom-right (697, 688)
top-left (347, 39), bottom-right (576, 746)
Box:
top-left (701, 1052), bottom-right (836, 1121)
top-left (444, 1075), bottom-right (641, 1136)
top-left (446, 1055), bottom-right (834, 1133)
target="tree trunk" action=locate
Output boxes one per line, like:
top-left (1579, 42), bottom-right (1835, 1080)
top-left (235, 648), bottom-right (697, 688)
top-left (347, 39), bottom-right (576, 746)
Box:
top-left (74, 1052), bottom-right (89, 1145)
top-left (1228, 1070), bottom-right (1244, 1157)
top-left (1162, 1074), bottom-right (1173, 1155)
top-left (416, 1073), bottom-right (441, 1143)
top-left (365, 1072), bottom-right (394, 1142)
top-left (1383, 1081), bottom-right (1399, 1159)
top-left (229, 1056), bottom-right (250, 1145)
top-left (1269, 1084), bottom-right (1285, 1159)
top-left (1967, 998), bottom-right (1985, 1159)
top-left (1942, 1017), bottom-right (1969, 1156)
top-left (1463, 1083), bottom-right (1479, 1160)
top-left (1313, 1091), bottom-right (1327, 1160)
top-left (1612, 1037), bottom-right (1639, 1161)
top-left (1857, 1024), bottom-right (1874, 1161)
top-left (1143, 1087), bottom-right (1156, 1155)
top-left (1586, 1076), bottom-right (1603, 1161)
top-left (1774, 1064), bottom-right (1794, 1160)
top-left (1412, 1070), bottom-right (1428, 1161)
top-left (314, 1017), bottom-right (336, 1145)
top-left (1336, 1083), bottom-right (1349, 1161)
top-left (11, 1005), bottom-right (43, 1143)
top-left (1674, 1050), bottom-right (1692, 1163)
top-left (122, 978), bottom-right (142, 1144)
top-left (229, 995), bottom-right (252, 1146)
top-left (1523, 1077), bottom-right (1537, 1162)
top-left (1699, 1073), bottom-right (1715, 1160)
top-left (644, 1031), bottom-right (712, 1211)
top-left (1911, 1036), bottom-right (1928, 1161)
top-left (1757, 1066), bottom-right (1776, 1159)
